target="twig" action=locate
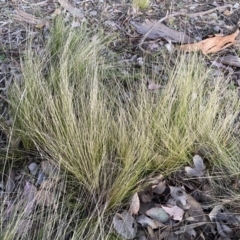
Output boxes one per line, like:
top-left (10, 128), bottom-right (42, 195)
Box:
top-left (138, 4), bottom-right (232, 51)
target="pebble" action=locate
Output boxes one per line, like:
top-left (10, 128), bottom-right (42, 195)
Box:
top-left (233, 3), bottom-right (239, 9)
top-left (165, 43), bottom-right (174, 53)
top-left (213, 26), bottom-right (221, 33)
top-left (104, 20), bottom-right (116, 27)
top-left (90, 11), bottom-right (97, 16)
top-left (28, 162), bottom-right (38, 176)
top-left (72, 21), bottom-right (80, 28)
top-left (209, 13), bottom-right (218, 20)
top-left (137, 57), bottom-right (144, 67)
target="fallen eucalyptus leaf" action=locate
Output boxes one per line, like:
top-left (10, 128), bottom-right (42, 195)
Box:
top-left (179, 29), bottom-right (239, 54)
top-left (185, 155), bottom-right (205, 177)
top-left (146, 207), bottom-right (169, 223)
top-left (170, 186), bottom-right (187, 206)
top-left (15, 10), bottom-right (50, 28)
top-left (161, 205), bottom-right (184, 221)
top-left (5, 169), bottom-right (16, 193)
top-left (58, 0), bottom-right (84, 19)
top-left (174, 222), bottom-right (207, 234)
top-left (217, 55), bottom-right (240, 67)
top-left (113, 210), bottom-right (137, 239)
top-left (185, 194), bottom-right (206, 221)
top-left (209, 205), bottom-right (224, 222)
top-left (216, 221), bottom-right (232, 239)
top-left (136, 215), bottom-right (165, 229)
top-left (129, 192), bottom-right (140, 215)
top-left (132, 19), bottom-right (194, 43)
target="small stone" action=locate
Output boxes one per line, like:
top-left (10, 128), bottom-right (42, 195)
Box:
top-left (233, 3), bottom-right (239, 9)
top-left (209, 13), bottom-right (218, 20)
top-left (28, 162), bottom-right (38, 176)
top-left (89, 10), bottom-right (97, 16)
top-left (104, 20), bottom-right (116, 27)
top-left (137, 57), bottom-right (144, 66)
top-left (146, 207), bottom-right (170, 223)
top-left (165, 43), bottom-right (174, 53)
top-left (71, 21), bottom-right (80, 28)
top-left (213, 26), bottom-right (221, 33)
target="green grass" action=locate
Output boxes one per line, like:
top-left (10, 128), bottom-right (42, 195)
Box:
top-left (132, 0), bottom-right (150, 10)
top-left (1, 17), bottom-right (240, 239)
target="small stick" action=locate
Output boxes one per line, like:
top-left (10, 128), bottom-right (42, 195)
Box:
top-left (138, 4), bottom-right (232, 50)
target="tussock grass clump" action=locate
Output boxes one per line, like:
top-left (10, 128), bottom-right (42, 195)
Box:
top-left (5, 17), bottom-right (240, 239)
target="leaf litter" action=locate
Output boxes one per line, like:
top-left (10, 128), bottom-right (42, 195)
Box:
top-left (179, 29), bottom-right (239, 54)
top-left (112, 155), bottom-right (240, 239)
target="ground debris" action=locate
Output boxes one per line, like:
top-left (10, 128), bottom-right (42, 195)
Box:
top-left (112, 155), bottom-right (240, 239)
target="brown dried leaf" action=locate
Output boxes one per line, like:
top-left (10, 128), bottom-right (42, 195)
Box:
top-left (180, 29), bottom-right (239, 54)
top-left (129, 192), bottom-right (140, 215)
top-left (15, 10), bottom-right (49, 28)
top-left (58, 0), bottom-right (84, 19)
top-left (132, 19), bottom-right (194, 44)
